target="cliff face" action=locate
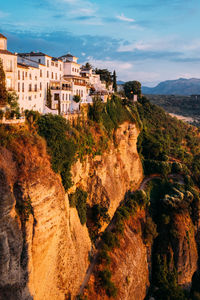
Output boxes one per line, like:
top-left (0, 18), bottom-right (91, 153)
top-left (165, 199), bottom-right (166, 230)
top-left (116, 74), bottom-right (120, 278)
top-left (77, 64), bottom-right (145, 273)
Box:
top-left (0, 122), bottom-right (143, 299)
top-left (108, 209), bottom-right (150, 300)
top-left (70, 122), bottom-right (143, 218)
top-left (0, 138), bottom-right (91, 300)
top-left (171, 212), bottom-right (198, 287)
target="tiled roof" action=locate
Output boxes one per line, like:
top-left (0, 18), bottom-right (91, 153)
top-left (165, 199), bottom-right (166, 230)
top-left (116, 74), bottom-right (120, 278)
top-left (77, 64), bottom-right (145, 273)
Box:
top-left (0, 49), bottom-right (15, 55)
top-left (19, 52), bottom-right (52, 58)
top-left (59, 53), bottom-right (77, 59)
top-left (0, 33), bottom-right (7, 39)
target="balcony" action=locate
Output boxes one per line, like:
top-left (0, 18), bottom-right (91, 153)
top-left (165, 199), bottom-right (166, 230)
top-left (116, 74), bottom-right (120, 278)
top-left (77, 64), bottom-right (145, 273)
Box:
top-left (51, 86), bottom-right (71, 91)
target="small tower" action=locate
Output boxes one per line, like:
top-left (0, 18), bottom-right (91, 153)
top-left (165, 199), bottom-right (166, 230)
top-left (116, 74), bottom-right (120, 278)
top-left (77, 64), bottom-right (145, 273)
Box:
top-left (0, 33), bottom-right (7, 50)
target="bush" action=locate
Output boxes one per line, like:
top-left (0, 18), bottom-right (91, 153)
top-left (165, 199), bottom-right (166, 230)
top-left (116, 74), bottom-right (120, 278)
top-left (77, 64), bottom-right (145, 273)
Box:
top-left (143, 159), bottom-right (172, 176)
top-left (37, 114), bottom-right (76, 190)
top-left (69, 188), bottom-right (88, 225)
top-left (0, 110), bottom-right (3, 120)
top-left (143, 216), bottom-right (158, 244)
top-left (97, 250), bottom-right (111, 265)
top-left (98, 269), bottom-right (117, 298)
top-left (101, 231), bottom-right (119, 250)
top-left (73, 95), bottom-right (81, 103)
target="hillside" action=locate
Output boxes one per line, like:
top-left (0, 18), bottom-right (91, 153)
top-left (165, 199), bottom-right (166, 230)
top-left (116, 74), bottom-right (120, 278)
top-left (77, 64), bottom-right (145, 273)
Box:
top-left (1, 96), bottom-right (200, 299)
top-left (146, 94), bottom-right (200, 127)
top-left (142, 78), bottom-right (200, 95)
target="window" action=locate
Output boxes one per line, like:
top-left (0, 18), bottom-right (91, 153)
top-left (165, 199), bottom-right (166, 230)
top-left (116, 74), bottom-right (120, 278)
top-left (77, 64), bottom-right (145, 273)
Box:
top-left (72, 68), bottom-right (74, 72)
top-left (29, 84), bottom-right (32, 92)
top-left (18, 82), bottom-right (20, 92)
top-left (40, 82), bottom-right (42, 90)
top-left (66, 94), bottom-right (68, 100)
top-left (22, 72), bottom-right (24, 80)
top-left (52, 72), bottom-right (54, 79)
top-left (18, 70), bottom-right (20, 80)
top-left (47, 71), bottom-right (49, 78)
top-left (35, 84), bottom-right (37, 92)
top-left (62, 104), bottom-right (64, 112)
top-left (60, 64), bottom-right (61, 71)
top-left (51, 61), bottom-right (54, 66)
top-left (54, 94), bottom-right (59, 101)
top-left (81, 90), bottom-right (83, 97)
top-left (35, 76), bottom-right (37, 80)
top-left (39, 59), bottom-right (41, 63)
top-left (47, 60), bottom-right (49, 67)
top-left (29, 96), bottom-right (32, 101)
top-left (22, 83), bottom-right (24, 92)
top-left (29, 73), bottom-right (32, 80)
top-left (62, 94), bottom-right (64, 100)
top-left (40, 70), bottom-right (42, 77)
top-left (55, 73), bottom-right (57, 80)
top-left (25, 72), bottom-right (27, 77)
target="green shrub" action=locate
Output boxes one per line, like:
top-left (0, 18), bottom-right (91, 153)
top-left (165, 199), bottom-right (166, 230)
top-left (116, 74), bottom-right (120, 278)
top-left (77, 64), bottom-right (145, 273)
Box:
top-left (98, 269), bottom-right (117, 298)
top-left (37, 114), bottom-right (76, 190)
top-left (97, 250), bottom-right (111, 265)
top-left (101, 231), bottom-right (119, 250)
top-left (69, 188), bottom-right (88, 225)
top-left (143, 216), bottom-right (158, 244)
top-left (73, 95), bottom-right (81, 103)
top-left (15, 195), bottom-right (33, 222)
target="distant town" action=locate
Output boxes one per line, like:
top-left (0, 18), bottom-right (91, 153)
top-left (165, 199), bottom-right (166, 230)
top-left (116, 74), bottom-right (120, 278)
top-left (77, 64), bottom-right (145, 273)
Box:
top-left (0, 33), bottom-right (114, 117)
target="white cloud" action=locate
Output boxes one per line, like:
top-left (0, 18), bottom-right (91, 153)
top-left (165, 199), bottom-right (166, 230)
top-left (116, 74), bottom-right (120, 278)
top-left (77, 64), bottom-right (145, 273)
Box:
top-left (116, 13), bottom-right (135, 23)
top-left (85, 57), bottom-right (133, 71)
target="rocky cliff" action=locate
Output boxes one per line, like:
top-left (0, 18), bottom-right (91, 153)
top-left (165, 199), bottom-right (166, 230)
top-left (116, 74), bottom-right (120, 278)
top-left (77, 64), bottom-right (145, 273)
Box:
top-left (0, 136), bottom-right (91, 300)
top-left (0, 121), bottom-right (143, 299)
top-left (70, 122), bottom-right (143, 219)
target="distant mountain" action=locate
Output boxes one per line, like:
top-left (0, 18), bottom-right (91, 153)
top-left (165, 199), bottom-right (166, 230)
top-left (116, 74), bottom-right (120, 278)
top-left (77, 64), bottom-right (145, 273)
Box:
top-left (142, 78), bottom-right (200, 95)
top-left (117, 81), bottom-right (125, 85)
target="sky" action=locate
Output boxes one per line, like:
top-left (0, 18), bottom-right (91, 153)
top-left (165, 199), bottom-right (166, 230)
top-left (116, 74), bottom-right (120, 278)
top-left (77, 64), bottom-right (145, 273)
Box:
top-left (1, 0), bottom-right (200, 86)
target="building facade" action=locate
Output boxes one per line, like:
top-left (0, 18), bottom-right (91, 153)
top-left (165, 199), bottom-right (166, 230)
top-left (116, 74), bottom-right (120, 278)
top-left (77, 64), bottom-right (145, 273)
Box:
top-left (0, 33), bottom-right (113, 115)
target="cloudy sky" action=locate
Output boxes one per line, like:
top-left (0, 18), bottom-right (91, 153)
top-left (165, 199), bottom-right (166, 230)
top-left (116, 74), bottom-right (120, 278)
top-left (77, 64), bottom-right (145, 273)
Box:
top-left (1, 0), bottom-right (200, 86)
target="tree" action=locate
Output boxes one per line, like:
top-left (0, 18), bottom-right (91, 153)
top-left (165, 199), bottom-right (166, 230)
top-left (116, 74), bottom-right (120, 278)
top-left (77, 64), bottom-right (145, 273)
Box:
top-left (73, 95), bottom-right (81, 103)
top-left (83, 62), bottom-right (93, 69)
top-left (0, 58), bottom-right (7, 105)
top-left (46, 86), bottom-right (52, 108)
top-left (124, 81), bottom-right (141, 100)
top-left (112, 70), bottom-right (117, 92)
top-left (95, 68), bottom-right (113, 88)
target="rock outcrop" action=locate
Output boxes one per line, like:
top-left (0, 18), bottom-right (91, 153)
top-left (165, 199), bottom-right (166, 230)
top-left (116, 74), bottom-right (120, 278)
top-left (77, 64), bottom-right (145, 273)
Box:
top-left (70, 122), bottom-right (143, 218)
top-left (0, 138), bottom-right (91, 300)
top-left (171, 212), bottom-right (198, 288)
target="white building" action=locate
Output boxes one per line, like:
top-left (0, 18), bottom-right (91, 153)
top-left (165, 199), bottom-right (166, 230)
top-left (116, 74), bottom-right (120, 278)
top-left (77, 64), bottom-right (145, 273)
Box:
top-left (59, 54), bottom-right (89, 112)
top-left (0, 34), bottom-right (18, 93)
top-left (0, 33), bottom-right (113, 115)
top-left (80, 66), bottom-right (113, 102)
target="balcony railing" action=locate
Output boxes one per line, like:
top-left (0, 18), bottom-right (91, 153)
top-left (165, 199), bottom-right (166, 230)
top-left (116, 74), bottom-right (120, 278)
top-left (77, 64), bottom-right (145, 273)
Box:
top-left (51, 86), bottom-right (71, 91)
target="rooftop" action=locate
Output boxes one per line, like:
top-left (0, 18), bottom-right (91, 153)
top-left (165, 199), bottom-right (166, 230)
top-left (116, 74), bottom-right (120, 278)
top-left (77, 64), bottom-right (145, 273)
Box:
top-left (0, 33), bottom-right (7, 39)
top-left (59, 53), bottom-right (78, 59)
top-left (0, 49), bottom-right (15, 55)
top-left (18, 51), bottom-right (52, 58)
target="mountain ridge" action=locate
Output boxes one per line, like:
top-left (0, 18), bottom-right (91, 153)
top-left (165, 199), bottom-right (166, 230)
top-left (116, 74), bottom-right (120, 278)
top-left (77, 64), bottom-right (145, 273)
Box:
top-left (142, 78), bottom-right (200, 95)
